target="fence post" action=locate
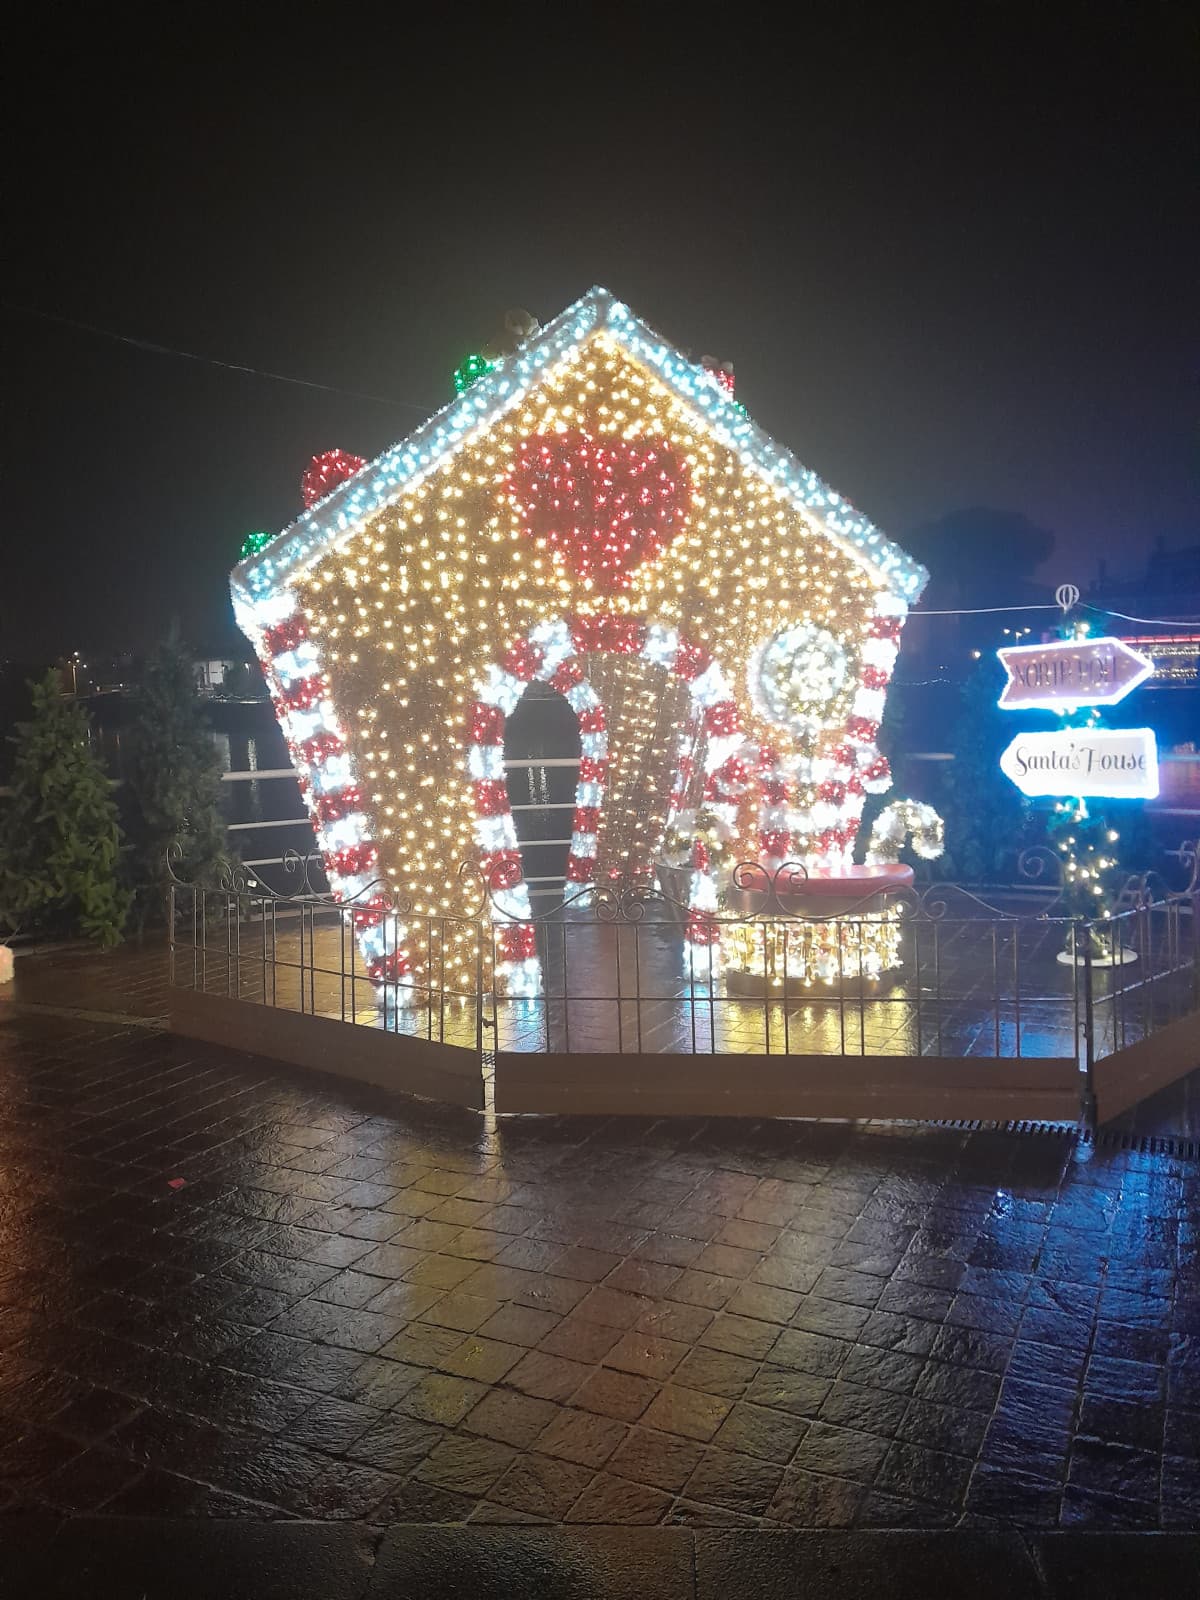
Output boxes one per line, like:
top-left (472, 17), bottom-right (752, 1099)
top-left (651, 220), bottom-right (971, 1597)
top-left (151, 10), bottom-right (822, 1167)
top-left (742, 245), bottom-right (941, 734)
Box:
top-left (475, 926), bottom-right (485, 1062)
top-left (167, 882), bottom-right (175, 990)
top-left (1080, 922), bottom-right (1097, 1126)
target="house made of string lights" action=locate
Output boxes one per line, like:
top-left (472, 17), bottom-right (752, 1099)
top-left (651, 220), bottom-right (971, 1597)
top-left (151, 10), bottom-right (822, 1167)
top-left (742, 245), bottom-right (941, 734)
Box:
top-left (231, 287), bottom-right (929, 1000)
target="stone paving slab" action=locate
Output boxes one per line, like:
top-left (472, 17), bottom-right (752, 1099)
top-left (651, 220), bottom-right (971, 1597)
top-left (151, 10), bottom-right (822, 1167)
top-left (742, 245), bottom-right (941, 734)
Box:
top-left (0, 951), bottom-right (1198, 1536)
top-left (1, 1522), bottom-right (1199, 1599)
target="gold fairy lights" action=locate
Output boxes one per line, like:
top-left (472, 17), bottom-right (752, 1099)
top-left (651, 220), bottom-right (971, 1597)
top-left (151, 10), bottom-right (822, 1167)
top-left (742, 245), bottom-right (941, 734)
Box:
top-left (236, 285), bottom-right (930, 1002)
top-left (285, 337), bottom-right (885, 990)
top-left (724, 914), bottom-right (903, 989)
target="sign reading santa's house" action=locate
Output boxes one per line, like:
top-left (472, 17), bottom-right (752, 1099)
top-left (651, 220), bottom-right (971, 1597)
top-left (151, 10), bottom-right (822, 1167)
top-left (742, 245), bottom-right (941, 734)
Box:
top-left (999, 728), bottom-right (1159, 799)
top-left (997, 637), bottom-right (1153, 710)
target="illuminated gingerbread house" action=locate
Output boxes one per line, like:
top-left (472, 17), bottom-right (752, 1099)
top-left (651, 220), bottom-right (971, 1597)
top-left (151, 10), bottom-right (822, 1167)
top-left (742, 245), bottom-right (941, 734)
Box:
top-left (231, 287), bottom-right (929, 1000)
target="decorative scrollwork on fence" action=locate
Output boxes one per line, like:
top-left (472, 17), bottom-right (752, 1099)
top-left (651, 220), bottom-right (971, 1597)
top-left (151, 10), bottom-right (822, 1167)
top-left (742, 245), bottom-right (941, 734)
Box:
top-left (462, 845), bottom-right (1082, 931)
top-left (727, 858), bottom-right (923, 924)
top-left (215, 858), bottom-right (257, 897)
top-left (460, 857), bottom-right (520, 920)
top-left (167, 843), bottom-right (266, 901)
top-left (166, 843), bottom-right (410, 922)
top-left (167, 842), bottom-right (314, 904)
top-left (909, 846), bottom-right (1070, 923)
top-left (337, 881), bottom-right (412, 919)
top-left (279, 849), bottom-right (329, 899)
top-left (592, 878), bottom-right (680, 924)
top-left (465, 854), bottom-right (692, 925)
top-left (171, 827), bottom-right (1200, 944)
top-left (164, 841), bottom-right (188, 887)
top-left (1017, 845), bottom-right (1069, 916)
top-left (1119, 839), bottom-right (1200, 909)
top-left (1176, 840), bottom-right (1200, 900)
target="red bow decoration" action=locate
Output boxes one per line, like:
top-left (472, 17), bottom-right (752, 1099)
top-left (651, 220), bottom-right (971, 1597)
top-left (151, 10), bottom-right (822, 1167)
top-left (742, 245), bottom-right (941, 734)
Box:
top-left (302, 449), bottom-right (366, 510)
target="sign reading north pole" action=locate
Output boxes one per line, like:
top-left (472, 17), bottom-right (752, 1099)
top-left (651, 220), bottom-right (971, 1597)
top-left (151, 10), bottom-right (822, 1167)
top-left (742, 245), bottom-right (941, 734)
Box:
top-left (999, 727), bottom-right (1160, 799)
top-left (997, 633), bottom-right (1158, 798)
top-left (997, 636), bottom-right (1153, 710)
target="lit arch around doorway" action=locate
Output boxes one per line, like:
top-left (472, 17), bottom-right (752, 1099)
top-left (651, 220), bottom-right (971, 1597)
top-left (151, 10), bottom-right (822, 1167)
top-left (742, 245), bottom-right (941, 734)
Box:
top-left (466, 614), bottom-right (750, 995)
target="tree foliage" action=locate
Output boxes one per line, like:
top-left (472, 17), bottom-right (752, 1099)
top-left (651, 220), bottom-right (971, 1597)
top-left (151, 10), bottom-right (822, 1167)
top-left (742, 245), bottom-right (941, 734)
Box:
top-left (904, 507), bottom-right (1056, 604)
top-left (940, 654), bottom-right (1032, 881)
top-left (125, 631), bottom-right (230, 918)
top-left (0, 671), bottom-right (131, 945)
top-left (853, 679), bottom-right (908, 865)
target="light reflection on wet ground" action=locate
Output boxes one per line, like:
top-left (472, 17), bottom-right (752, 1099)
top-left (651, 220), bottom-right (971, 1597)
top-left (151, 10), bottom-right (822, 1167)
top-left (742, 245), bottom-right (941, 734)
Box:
top-left (0, 952), bottom-right (1197, 1528)
top-left (169, 911), bottom-right (1192, 1067)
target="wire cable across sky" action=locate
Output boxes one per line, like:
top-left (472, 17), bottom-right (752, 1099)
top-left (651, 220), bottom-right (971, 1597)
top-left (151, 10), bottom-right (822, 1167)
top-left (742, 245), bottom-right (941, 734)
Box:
top-left (7, 306), bottom-right (1197, 632)
top-left (3, 301), bottom-right (437, 413)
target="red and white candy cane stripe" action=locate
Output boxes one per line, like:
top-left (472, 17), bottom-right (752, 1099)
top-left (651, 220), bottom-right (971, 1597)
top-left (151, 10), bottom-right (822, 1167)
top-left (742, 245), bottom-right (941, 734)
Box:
top-left (470, 615), bottom-right (751, 993)
top-left (233, 593), bottom-right (409, 998)
top-left (757, 744), bottom-right (793, 867)
top-left (769, 591), bottom-right (905, 870)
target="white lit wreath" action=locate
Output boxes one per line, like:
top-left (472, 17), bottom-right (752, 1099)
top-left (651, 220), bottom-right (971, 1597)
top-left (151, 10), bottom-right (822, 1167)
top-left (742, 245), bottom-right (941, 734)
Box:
top-left (750, 622), bottom-right (851, 735)
top-left (864, 800), bottom-right (945, 864)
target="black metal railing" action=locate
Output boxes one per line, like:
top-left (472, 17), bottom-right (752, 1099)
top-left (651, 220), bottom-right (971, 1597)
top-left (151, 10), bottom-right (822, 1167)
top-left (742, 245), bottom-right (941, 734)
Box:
top-left (167, 845), bottom-right (1200, 1107)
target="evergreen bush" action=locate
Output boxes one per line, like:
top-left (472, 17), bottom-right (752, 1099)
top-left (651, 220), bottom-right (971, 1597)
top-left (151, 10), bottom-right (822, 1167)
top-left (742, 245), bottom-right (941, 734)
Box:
top-left (940, 654), bottom-right (1032, 882)
top-left (0, 671), bottom-right (131, 945)
top-left (125, 631), bottom-right (230, 921)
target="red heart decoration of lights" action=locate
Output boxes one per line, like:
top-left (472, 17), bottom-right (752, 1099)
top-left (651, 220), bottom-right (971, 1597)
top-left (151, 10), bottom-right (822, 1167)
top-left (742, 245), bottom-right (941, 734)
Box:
top-left (507, 431), bottom-right (691, 588)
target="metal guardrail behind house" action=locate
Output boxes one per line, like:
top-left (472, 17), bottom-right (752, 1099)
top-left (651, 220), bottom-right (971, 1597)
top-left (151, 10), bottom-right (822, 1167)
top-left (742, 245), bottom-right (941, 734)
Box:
top-left (217, 758), bottom-right (583, 884)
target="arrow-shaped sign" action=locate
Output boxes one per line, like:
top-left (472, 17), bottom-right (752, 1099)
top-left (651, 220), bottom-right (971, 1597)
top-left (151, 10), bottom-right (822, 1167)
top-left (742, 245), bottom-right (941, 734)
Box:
top-left (999, 727), bottom-right (1159, 799)
top-left (997, 636), bottom-right (1153, 710)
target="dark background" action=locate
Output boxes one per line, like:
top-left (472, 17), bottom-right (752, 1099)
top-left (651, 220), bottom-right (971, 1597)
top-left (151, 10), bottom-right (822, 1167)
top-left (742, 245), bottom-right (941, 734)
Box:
top-left (4, 7), bottom-right (1196, 661)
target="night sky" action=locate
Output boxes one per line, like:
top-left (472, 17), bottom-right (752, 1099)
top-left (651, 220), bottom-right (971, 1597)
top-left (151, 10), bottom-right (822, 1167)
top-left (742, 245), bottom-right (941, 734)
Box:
top-left (4, 10), bottom-right (1196, 662)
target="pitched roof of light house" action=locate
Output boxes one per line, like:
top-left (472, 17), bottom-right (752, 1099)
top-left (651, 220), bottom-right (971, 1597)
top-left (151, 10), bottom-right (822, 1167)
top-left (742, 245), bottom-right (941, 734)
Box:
top-left (232, 285), bottom-right (928, 610)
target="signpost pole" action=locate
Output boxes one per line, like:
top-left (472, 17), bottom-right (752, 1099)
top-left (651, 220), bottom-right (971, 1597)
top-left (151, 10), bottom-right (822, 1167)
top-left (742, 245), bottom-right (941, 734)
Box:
top-left (997, 584), bottom-right (1154, 969)
top-left (1080, 928), bottom-right (1097, 1124)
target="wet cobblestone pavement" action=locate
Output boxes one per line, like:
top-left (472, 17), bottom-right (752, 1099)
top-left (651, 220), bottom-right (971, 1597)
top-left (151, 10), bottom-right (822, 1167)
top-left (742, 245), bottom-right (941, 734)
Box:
top-left (0, 947), bottom-right (1197, 1532)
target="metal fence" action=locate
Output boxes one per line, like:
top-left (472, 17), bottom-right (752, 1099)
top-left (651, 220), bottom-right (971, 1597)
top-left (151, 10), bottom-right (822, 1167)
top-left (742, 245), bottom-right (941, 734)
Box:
top-left (168, 852), bottom-right (486, 1053)
top-left (166, 847), bottom-right (1200, 1122)
top-left (1081, 893), bottom-right (1200, 1068)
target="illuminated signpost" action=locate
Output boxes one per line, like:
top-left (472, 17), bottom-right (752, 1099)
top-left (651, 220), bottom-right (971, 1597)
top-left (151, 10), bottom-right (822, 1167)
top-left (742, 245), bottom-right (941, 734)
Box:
top-left (997, 636), bottom-right (1154, 712)
top-left (997, 614), bottom-right (1156, 965)
top-left (999, 727), bottom-right (1159, 799)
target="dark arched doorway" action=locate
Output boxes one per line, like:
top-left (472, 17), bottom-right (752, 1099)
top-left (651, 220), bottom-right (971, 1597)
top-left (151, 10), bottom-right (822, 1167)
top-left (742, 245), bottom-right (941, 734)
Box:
top-left (503, 682), bottom-right (581, 909)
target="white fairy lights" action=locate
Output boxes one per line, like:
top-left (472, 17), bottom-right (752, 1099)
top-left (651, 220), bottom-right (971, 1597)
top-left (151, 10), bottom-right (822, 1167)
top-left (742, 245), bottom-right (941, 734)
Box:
top-left (864, 800), bottom-right (946, 865)
top-left (724, 915), bottom-right (903, 989)
top-left (231, 287), bottom-right (928, 998)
